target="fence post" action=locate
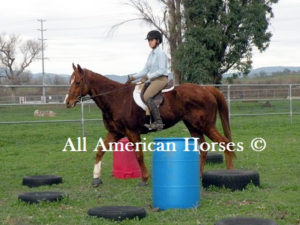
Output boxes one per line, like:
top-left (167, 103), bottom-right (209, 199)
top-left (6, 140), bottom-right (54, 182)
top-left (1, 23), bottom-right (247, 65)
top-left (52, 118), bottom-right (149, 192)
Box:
top-left (81, 99), bottom-right (85, 137)
top-left (227, 84), bottom-right (231, 122)
top-left (289, 84), bottom-right (293, 124)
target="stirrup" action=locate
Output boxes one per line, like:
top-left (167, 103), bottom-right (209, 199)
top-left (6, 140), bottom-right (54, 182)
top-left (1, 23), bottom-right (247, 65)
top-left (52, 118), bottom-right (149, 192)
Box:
top-left (144, 116), bottom-right (152, 130)
top-left (145, 121), bottom-right (164, 131)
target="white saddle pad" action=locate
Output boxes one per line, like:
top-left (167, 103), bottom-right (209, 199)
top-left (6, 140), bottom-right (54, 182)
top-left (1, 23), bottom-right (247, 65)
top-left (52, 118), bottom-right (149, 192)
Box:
top-left (133, 82), bottom-right (175, 111)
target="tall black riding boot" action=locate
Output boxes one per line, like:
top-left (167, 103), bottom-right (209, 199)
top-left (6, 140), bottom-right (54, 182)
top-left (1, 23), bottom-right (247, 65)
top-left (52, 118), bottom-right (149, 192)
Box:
top-left (145, 98), bottom-right (164, 131)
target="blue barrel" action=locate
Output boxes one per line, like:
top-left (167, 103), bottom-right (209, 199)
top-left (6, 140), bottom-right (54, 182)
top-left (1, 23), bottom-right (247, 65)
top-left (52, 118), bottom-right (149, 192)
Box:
top-left (152, 138), bottom-right (200, 210)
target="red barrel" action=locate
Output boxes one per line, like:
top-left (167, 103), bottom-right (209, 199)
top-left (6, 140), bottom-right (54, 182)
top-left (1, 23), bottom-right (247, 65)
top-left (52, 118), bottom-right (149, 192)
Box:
top-left (112, 138), bottom-right (142, 179)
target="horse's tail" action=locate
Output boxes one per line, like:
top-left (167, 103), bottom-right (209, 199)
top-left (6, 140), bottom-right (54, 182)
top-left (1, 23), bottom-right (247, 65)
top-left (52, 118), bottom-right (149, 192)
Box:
top-left (208, 86), bottom-right (235, 146)
top-left (208, 86), bottom-right (236, 158)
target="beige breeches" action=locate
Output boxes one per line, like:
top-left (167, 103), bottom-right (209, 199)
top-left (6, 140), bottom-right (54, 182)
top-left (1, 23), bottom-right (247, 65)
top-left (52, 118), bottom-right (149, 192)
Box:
top-left (143, 76), bottom-right (168, 115)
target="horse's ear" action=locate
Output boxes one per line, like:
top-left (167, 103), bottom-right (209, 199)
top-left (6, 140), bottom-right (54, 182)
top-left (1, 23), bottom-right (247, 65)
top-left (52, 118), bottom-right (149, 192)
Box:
top-left (77, 64), bottom-right (84, 75)
top-left (72, 63), bottom-right (76, 71)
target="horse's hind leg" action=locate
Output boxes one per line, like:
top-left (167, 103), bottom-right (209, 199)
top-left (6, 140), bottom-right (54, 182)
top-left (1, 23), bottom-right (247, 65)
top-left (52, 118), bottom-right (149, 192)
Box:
top-left (92, 132), bottom-right (121, 187)
top-left (205, 126), bottom-right (235, 170)
top-left (195, 134), bottom-right (208, 178)
top-left (198, 136), bottom-right (209, 177)
top-left (184, 122), bottom-right (208, 177)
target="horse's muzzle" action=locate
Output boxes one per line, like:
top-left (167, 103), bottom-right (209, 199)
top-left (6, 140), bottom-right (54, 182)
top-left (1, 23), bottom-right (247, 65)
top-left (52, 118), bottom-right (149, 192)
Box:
top-left (66, 99), bottom-right (78, 108)
top-left (64, 94), bottom-right (79, 108)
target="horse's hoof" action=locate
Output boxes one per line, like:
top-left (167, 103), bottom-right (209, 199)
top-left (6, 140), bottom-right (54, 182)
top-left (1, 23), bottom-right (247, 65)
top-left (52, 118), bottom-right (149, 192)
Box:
top-left (138, 181), bottom-right (148, 187)
top-left (92, 178), bottom-right (103, 187)
top-left (152, 207), bottom-right (161, 212)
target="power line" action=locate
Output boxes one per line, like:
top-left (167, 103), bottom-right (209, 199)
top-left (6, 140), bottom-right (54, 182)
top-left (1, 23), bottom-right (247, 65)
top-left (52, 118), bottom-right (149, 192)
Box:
top-left (37, 19), bottom-right (47, 98)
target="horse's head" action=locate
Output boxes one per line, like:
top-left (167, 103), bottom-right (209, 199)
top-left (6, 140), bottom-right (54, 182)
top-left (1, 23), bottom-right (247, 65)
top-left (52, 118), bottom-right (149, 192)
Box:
top-left (65, 63), bottom-right (89, 108)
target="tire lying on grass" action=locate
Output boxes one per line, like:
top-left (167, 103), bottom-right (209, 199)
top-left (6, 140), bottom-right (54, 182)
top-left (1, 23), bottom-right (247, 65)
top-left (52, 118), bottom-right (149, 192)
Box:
top-left (215, 217), bottom-right (278, 225)
top-left (202, 170), bottom-right (259, 191)
top-left (22, 175), bottom-right (62, 187)
top-left (88, 206), bottom-right (146, 221)
top-left (18, 192), bottom-right (64, 204)
top-left (205, 153), bottom-right (223, 164)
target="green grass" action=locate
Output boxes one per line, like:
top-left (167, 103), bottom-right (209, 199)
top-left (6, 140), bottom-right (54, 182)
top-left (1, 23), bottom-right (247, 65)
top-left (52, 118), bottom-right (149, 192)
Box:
top-left (0, 106), bottom-right (300, 224)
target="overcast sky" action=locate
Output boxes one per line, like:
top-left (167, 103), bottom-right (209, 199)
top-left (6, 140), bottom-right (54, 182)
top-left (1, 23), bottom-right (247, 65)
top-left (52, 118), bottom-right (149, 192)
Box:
top-left (0, 0), bottom-right (299, 76)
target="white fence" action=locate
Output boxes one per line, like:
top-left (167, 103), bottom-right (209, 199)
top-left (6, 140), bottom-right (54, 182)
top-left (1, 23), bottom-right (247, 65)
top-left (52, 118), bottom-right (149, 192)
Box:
top-left (0, 84), bottom-right (299, 135)
top-left (215, 84), bottom-right (300, 124)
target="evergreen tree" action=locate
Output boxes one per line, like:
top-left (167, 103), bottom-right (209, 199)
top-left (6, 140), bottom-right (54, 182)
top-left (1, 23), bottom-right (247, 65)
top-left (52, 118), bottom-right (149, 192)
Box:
top-left (176, 0), bottom-right (278, 84)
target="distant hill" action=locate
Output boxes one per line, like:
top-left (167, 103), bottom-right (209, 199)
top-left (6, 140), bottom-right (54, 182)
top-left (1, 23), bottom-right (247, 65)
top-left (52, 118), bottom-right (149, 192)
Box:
top-left (26, 72), bottom-right (129, 84)
top-left (248, 66), bottom-right (300, 77)
top-left (31, 73), bottom-right (175, 84)
top-left (1, 66), bottom-right (299, 85)
top-left (0, 66), bottom-right (130, 84)
top-left (224, 66), bottom-right (300, 78)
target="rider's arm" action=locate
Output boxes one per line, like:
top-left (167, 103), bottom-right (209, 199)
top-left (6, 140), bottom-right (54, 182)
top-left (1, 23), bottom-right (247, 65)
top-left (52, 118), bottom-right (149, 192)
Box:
top-left (134, 66), bottom-right (148, 80)
top-left (132, 55), bottom-right (150, 80)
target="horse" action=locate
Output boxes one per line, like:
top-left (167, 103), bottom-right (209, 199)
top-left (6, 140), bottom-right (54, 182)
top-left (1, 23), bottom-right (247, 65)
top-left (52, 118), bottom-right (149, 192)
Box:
top-left (65, 64), bottom-right (235, 187)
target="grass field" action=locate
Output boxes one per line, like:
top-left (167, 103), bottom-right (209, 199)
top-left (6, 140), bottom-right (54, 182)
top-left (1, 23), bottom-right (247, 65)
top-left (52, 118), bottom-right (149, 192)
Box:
top-left (0, 103), bottom-right (300, 225)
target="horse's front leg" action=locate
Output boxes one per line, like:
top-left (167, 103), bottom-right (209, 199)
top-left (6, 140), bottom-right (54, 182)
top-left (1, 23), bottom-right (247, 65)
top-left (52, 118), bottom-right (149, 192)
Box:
top-left (126, 131), bottom-right (150, 186)
top-left (92, 132), bottom-right (120, 187)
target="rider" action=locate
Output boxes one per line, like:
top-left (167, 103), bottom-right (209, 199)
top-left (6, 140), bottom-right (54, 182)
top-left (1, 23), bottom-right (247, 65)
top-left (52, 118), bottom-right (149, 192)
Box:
top-left (129, 30), bottom-right (169, 131)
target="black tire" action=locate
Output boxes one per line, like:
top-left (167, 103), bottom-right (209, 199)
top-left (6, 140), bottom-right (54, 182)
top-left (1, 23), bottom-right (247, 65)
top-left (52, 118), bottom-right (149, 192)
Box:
top-left (88, 206), bottom-right (146, 221)
top-left (205, 153), bottom-right (223, 164)
top-left (18, 192), bottom-right (63, 204)
top-left (22, 175), bottom-right (62, 187)
top-left (215, 217), bottom-right (278, 225)
top-left (202, 169), bottom-right (259, 191)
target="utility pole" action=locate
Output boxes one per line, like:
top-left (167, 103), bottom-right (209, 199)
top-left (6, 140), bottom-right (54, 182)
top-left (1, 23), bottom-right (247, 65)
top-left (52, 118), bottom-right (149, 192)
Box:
top-left (37, 19), bottom-right (46, 99)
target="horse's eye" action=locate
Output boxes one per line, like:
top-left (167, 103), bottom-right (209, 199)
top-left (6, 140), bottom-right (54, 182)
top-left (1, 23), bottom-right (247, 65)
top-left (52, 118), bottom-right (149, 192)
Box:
top-left (75, 82), bottom-right (80, 86)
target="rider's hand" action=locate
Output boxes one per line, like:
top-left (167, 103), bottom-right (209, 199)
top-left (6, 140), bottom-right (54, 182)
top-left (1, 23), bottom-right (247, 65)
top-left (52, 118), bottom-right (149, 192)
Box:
top-left (140, 77), bottom-right (147, 83)
top-left (126, 75), bottom-right (135, 84)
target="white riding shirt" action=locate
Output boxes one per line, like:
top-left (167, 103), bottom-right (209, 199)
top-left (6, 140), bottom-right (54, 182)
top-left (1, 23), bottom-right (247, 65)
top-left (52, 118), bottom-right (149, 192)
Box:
top-left (134, 46), bottom-right (168, 81)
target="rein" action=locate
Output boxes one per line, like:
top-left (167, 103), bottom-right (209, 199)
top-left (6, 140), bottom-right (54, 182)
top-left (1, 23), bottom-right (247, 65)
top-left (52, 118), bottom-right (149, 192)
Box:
top-left (78, 84), bottom-right (139, 102)
top-left (77, 72), bottom-right (144, 102)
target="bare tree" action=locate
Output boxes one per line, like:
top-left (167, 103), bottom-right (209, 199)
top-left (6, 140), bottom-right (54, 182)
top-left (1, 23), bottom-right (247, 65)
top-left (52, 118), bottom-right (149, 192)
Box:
top-left (0, 33), bottom-right (42, 85)
top-left (112, 0), bottom-right (183, 84)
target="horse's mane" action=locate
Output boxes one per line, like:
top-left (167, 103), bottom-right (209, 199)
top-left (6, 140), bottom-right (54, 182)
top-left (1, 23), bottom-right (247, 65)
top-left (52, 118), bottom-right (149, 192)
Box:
top-left (84, 68), bottom-right (125, 86)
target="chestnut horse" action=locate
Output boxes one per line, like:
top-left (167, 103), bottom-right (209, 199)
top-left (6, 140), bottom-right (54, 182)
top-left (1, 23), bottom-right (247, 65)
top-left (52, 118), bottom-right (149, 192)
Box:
top-left (65, 64), bottom-right (235, 187)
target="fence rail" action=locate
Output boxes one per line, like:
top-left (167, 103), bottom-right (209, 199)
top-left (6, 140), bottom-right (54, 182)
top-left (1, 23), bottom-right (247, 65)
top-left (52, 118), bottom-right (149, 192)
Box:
top-left (1, 84), bottom-right (299, 135)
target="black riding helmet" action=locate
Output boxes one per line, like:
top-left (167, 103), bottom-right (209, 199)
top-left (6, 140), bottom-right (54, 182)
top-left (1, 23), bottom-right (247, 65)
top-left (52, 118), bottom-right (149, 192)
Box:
top-left (145, 30), bottom-right (162, 43)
